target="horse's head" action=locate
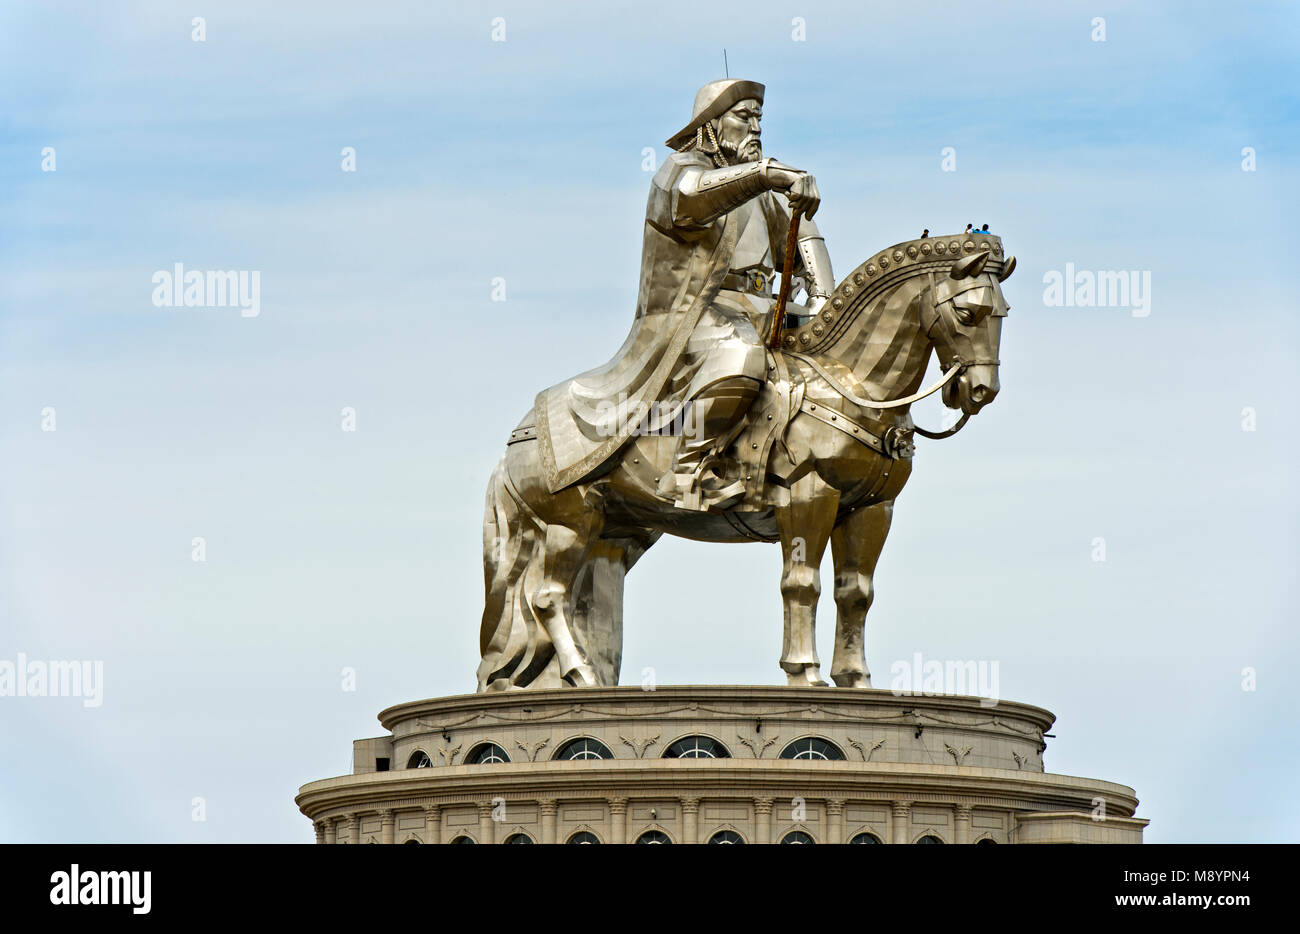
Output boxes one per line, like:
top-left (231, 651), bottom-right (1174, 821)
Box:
top-left (776, 233), bottom-right (1015, 422)
top-left (926, 248), bottom-right (1015, 416)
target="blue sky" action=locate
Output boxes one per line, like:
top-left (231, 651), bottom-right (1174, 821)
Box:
top-left (1, 1), bottom-right (1297, 842)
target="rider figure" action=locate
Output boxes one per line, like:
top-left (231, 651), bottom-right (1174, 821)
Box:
top-left (656, 79), bottom-right (835, 509)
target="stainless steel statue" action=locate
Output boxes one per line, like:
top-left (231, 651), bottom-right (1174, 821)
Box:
top-left (479, 79), bottom-right (1015, 692)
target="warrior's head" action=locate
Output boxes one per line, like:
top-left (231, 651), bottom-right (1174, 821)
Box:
top-left (666, 79), bottom-right (766, 166)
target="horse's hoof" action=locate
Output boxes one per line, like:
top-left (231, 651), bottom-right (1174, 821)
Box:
top-left (787, 666), bottom-right (830, 688)
top-left (565, 664), bottom-right (600, 688)
top-left (832, 671), bottom-right (872, 689)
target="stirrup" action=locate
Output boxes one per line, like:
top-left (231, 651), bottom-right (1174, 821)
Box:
top-left (701, 478), bottom-right (745, 510)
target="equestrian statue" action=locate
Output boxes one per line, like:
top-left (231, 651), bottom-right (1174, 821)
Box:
top-left (478, 79), bottom-right (1016, 692)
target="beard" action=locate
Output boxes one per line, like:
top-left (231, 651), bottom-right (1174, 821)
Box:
top-left (719, 131), bottom-right (762, 163)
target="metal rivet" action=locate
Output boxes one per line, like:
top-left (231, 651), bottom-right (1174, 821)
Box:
top-left (752, 442), bottom-right (759, 449)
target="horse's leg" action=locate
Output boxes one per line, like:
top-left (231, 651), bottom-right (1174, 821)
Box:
top-left (532, 505), bottom-right (603, 687)
top-left (569, 529), bottom-right (660, 687)
top-left (829, 501), bottom-right (894, 688)
top-left (774, 471), bottom-right (839, 687)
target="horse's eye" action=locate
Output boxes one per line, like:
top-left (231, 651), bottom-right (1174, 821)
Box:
top-left (955, 308), bottom-right (973, 326)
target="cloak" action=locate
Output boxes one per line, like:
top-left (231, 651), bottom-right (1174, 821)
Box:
top-left (534, 151), bottom-right (746, 493)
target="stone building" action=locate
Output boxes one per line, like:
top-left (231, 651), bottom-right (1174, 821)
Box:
top-left (296, 685), bottom-right (1146, 844)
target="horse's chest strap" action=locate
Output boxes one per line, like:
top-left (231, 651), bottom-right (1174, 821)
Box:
top-left (798, 402), bottom-right (914, 460)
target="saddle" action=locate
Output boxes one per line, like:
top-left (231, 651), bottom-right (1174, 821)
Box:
top-left (507, 350), bottom-right (912, 513)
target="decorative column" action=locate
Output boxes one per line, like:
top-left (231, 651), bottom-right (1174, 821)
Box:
top-left (424, 806), bottom-right (441, 845)
top-left (609, 798), bottom-right (629, 845)
top-left (314, 821), bottom-right (326, 845)
top-left (539, 799), bottom-right (557, 844)
top-left (379, 809), bottom-right (395, 845)
top-left (955, 805), bottom-right (972, 845)
top-left (890, 801), bottom-right (910, 844)
top-left (680, 797), bottom-right (700, 844)
top-left (477, 802), bottom-right (495, 845)
top-left (344, 813), bottom-right (360, 845)
top-left (825, 799), bottom-right (845, 844)
top-left (754, 797), bottom-right (774, 845)
top-left (324, 818), bottom-right (338, 845)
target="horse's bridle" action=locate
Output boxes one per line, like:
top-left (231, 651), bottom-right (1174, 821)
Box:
top-left (787, 351), bottom-right (973, 440)
top-left (787, 268), bottom-right (999, 440)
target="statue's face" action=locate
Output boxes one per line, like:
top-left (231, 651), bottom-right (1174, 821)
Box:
top-left (715, 98), bottom-right (763, 162)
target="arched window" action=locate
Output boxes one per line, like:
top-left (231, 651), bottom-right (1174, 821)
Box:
top-left (976, 837), bottom-right (998, 845)
top-left (635, 830), bottom-right (672, 844)
top-left (663, 736), bottom-right (730, 759)
top-left (553, 738), bottom-right (614, 761)
top-left (448, 835), bottom-right (475, 845)
top-left (406, 751), bottom-right (432, 769)
top-left (780, 830), bottom-right (816, 844)
top-left (403, 838), bottom-right (422, 845)
top-left (849, 832), bottom-right (883, 844)
top-left (503, 833), bottom-right (534, 844)
top-left (916, 834), bottom-right (944, 844)
top-left (566, 831), bottom-right (601, 844)
top-left (779, 737), bottom-right (845, 761)
top-left (466, 742), bottom-right (510, 765)
top-left (708, 830), bottom-right (745, 845)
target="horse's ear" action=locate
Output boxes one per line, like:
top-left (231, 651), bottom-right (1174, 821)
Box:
top-left (998, 255), bottom-right (1017, 281)
top-left (950, 250), bottom-right (989, 279)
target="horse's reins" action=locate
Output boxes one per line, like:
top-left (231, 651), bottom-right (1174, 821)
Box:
top-left (766, 219), bottom-right (978, 439)
top-left (787, 352), bottom-right (971, 439)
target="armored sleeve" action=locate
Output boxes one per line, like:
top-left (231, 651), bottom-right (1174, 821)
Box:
top-left (672, 158), bottom-right (785, 229)
top-left (796, 220), bottom-right (834, 299)
top-left (768, 195), bottom-right (834, 298)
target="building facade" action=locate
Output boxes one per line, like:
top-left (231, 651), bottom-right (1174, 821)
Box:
top-left (296, 686), bottom-right (1147, 844)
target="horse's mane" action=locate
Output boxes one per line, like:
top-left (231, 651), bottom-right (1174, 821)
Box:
top-left (782, 233), bottom-right (1008, 357)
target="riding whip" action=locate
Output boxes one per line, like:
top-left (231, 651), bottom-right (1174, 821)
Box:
top-left (766, 211), bottom-right (801, 349)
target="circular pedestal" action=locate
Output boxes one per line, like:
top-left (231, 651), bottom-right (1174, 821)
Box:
top-left (296, 686), bottom-right (1147, 844)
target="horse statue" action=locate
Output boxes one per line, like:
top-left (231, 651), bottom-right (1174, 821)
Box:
top-left (478, 232), bottom-right (1015, 692)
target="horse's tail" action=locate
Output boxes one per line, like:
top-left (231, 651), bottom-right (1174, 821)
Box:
top-left (477, 451), bottom-right (551, 691)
